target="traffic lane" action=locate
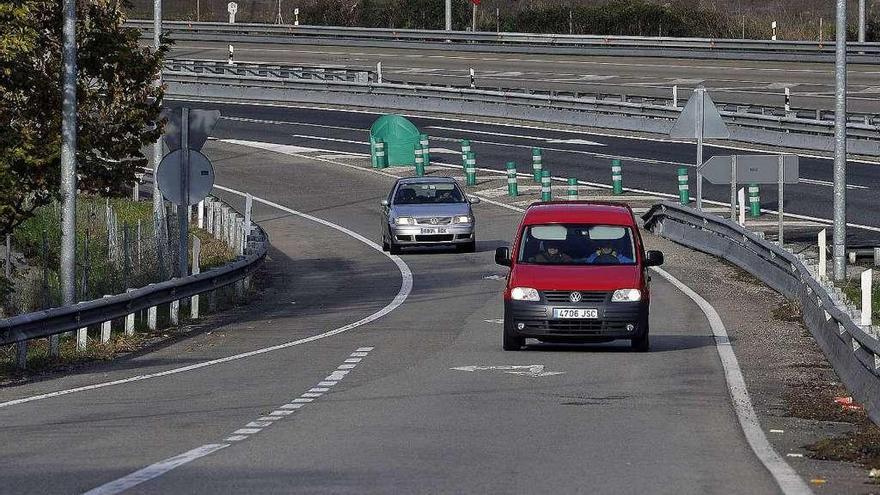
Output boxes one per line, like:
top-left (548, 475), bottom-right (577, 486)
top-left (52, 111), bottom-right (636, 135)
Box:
top-left (135, 246), bottom-right (780, 494)
top-left (0, 188), bottom-right (407, 494)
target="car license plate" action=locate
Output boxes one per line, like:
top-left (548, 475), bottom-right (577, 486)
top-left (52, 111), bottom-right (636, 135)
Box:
top-left (553, 308), bottom-right (599, 319)
top-left (420, 228), bottom-right (447, 234)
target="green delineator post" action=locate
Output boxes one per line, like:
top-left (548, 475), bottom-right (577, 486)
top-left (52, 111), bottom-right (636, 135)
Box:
top-left (749, 184), bottom-right (761, 217)
top-left (420, 134), bottom-right (430, 165)
top-left (541, 170), bottom-right (552, 201)
top-left (568, 178), bottom-right (578, 200)
top-left (461, 139), bottom-right (471, 169)
top-left (374, 141), bottom-right (387, 168)
top-left (678, 167), bottom-right (689, 205)
top-left (414, 148), bottom-right (425, 176)
top-left (370, 138), bottom-right (379, 168)
top-left (611, 159), bottom-right (623, 195)
top-left (506, 162), bottom-right (518, 197)
top-left (532, 148), bottom-right (543, 183)
top-left (466, 152), bottom-right (477, 186)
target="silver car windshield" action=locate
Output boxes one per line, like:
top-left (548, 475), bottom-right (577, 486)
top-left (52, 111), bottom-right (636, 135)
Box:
top-left (394, 183), bottom-right (466, 205)
top-left (518, 224), bottom-right (637, 266)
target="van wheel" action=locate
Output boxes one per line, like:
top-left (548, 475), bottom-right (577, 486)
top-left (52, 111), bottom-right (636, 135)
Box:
top-left (503, 316), bottom-right (524, 351)
top-left (631, 316), bottom-right (650, 352)
top-left (382, 237), bottom-right (390, 252)
top-left (389, 241), bottom-right (402, 255)
top-left (458, 240), bottom-right (476, 253)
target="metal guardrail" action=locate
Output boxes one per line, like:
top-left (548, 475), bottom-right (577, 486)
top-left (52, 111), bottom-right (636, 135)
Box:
top-left (131, 20), bottom-right (880, 63)
top-left (0, 196), bottom-right (268, 348)
top-left (643, 202), bottom-right (880, 424)
top-left (162, 63), bottom-right (880, 156)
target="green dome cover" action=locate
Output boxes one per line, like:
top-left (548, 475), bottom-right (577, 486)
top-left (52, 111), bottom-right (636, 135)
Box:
top-left (370, 114), bottom-right (421, 166)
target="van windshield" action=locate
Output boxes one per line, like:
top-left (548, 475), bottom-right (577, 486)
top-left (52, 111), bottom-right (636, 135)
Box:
top-left (517, 224), bottom-right (637, 266)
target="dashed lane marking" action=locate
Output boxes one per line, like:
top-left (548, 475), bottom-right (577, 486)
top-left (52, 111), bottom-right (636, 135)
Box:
top-left (83, 348), bottom-right (375, 495)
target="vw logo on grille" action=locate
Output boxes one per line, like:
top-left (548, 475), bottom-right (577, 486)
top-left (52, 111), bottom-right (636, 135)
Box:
top-left (569, 291), bottom-right (583, 303)
top-left (430, 218), bottom-right (439, 225)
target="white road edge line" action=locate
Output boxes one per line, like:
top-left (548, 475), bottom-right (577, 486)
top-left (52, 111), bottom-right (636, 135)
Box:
top-left (651, 267), bottom-right (813, 495)
top-left (0, 189), bottom-right (413, 410)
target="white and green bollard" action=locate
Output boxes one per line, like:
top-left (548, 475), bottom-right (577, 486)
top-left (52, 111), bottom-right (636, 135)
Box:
top-left (506, 162), bottom-right (518, 197)
top-left (532, 148), bottom-right (543, 183)
top-left (611, 159), bottom-right (623, 195)
top-left (420, 134), bottom-right (430, 164)
top-left (461, 139), bottom-right (471, 170)
top-left (749, 184), bottom-right (761, 217)
top-left (678, 167), bottom-right (689, 205)
top-left (568, 178), bottom-right (578, 200)
top-left (372, 140), bottom-right (387, 168)
top-left (414, 147), bottom-right (425, 177)
top-left (541, 170), bottom-right (552, 201)
top-left (466, 152), bottom-right (477, 186)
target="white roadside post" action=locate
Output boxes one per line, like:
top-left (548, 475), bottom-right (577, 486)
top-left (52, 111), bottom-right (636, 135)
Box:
top-left (191, 236), bottom-right (201, 319)
top-left (147, 303), bottom-right (157, 331)
top-left (77, 326), bottom-right (87, 351)
top-left (672, 85), bottom-right (678, 108)
top-left (197, 200), bottom-right (204, 229)
top-left (101, 295), bottom-right (112, 343)
top-left (227, 45), bottom-right (234, 65)
top-left (875, 247), bottom-right (880, 267)
top-left (862, 269), bottom-right (873, 327)
top-left (244, 193), bottom-right (253, 240)
top-left (738, 188), bottom-right (746, 226)
top-left (771, 21), bottom-right (777, 41)
top-left (294, 7), bottom-right (300, 26)
top-left (819, 229), bottom-right (827, 280)
top-left (227, 1), bottom-right (237, 23)
top-left (470, 68), bottom-right (475, 89)
top-left (125, 288), bottom-right (135, 336)
top-left (377, 61), bottom-right (382, 84)
top-left (784, 87), bottom-right (791, 112)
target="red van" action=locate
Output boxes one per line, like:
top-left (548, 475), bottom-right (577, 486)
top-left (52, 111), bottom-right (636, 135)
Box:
top-left (495, 202), bottom-right (664, 351)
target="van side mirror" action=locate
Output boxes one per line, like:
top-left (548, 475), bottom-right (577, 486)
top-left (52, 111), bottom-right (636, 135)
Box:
top-left (645, 250), bottom-right (664, 267)
top-left (380, 199), bottom-right (389, 207)
top-left (468, 195), bottom-right (481, 204)
top-left (495, 247), bottom-right (511, 267)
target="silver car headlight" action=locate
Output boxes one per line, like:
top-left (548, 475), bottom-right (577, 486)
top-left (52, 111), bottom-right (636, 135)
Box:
top-left (510, 287), bottom-right (540, 301)
top-left (395, 217), bottom-right (416, 225)
top-left (453, 215), bottom-right (472, 224)
top-left (611, 289), bottom-right (642, 302)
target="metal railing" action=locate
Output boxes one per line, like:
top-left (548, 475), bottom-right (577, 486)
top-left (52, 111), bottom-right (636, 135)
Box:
top-left (161, 62), bottom-right (880, 156)
top-left (643, 202), bottom-right (880, 424)
top-left (1, 195), bottom-right (268, 359)
top-left (131, 20), bottom-right (880, 63)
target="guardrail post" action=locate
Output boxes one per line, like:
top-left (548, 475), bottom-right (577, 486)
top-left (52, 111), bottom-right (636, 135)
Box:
top-left (197, 200), bottom-right (205, 229)
top-left (420, 134), bottom-right (430, 164)
top-left (532, 148), bottom-right (543, 183)
top-left (568, 178), bottom-right (578, 200)
top-left (191, 236), bottom-right (201, 320)
top-left (465, 152), bottom-right (477, 186)
top-left (819, 229), bottom-right (828, 280)
top-left (244, 194), bottom-right (253, 238)
top-left (125, 289), bottom-right (135, 336)
top-left (77, 327), bottom-right (87, 352)
top-left (506, 162), bottom-right (518, 197)
top-left (541, 170), bottom-right (552, 201)
top-left (235, 216), bottom-right (244, 256)
top-left (15, 341), bottom-right (26, 370)
top-left (862, 269), bottom-right (873, 327)
top-left (206, 199), bottom-right (214, 234)
top-left (460, 139), bottom-right (471, 169)
top-left (147, 303), bottom-right (157, 331)
top-left (101, 295), bottom-right (112, 343)
top-left (170, 299), bottom-right (180, 326)
top-left (213, 204), bottom-right (222, 240)
top-left (227, 44), bottom-right (234, 65)
top-left (414, 147), bottom-right (425, 177)
top-left (672, 85), bottom-right (678, 108)
top-left (749, 184), bottom-right (761, 217)
top-left (611, 159), bottom-right (623, 195)
top-left (678, 167), bottom-right (690, 205)
top-left (738, 188), bottom-right (746, 225)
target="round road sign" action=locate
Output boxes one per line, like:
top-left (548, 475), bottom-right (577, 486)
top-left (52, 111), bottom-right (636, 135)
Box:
top-left (157, 149), bottom-right (215, 206)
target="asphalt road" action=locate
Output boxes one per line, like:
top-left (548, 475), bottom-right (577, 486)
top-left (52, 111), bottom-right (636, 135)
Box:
top-left (168, 40), bottom-right (880, 114)
top-left (173, 101), bottom-right (880, 246)
top-left (0, 140), bottom-right (794, 494)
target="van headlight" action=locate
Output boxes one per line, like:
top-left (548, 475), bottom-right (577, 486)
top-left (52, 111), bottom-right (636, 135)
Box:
top-left (611, 289), bottom-right (641, 302)
top-left (395, 217), bottom-right (416, 225)
top-left (453, 215), bottom-right (471, 224)
top-left (511, 287), bottom-right (540, 301)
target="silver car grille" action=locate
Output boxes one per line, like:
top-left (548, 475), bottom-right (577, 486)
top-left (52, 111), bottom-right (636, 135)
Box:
top-left (415, 217), bottom-right (453, 225)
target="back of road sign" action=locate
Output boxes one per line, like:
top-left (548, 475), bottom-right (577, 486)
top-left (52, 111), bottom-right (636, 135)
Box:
top-left (669, 91), bottom-right (730, 139)
top-left (162, 109), bottom-right (221, 152)
top-left (157, 149), bottom-right (215, 206)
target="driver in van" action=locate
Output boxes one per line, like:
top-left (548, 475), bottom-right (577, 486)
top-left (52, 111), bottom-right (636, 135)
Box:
top-left (534, 241), bottom-right (573, 263)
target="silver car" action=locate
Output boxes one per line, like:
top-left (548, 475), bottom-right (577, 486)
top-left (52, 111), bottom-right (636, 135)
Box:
top-left (381, 177), bottom-right (479, 254)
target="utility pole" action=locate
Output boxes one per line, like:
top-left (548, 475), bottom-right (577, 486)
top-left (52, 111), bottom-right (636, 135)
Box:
top-left (833, 0), bottom-right (848, 281)
top-left (59, 0), bottom-right (78, 356)
top-left (859, 0), bottom-right (867, 43)
top-left (153, 0), bottom-right (164, 216)
top-left (445, 0), bottom-right (452, 31)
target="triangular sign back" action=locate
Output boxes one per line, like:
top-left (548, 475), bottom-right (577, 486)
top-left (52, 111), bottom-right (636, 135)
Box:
top-left (669, 90), bottom-right (730, 139)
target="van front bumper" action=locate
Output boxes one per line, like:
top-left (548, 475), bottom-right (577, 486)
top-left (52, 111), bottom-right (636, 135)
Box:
top-left (504, 299), bottom-right (647, 340)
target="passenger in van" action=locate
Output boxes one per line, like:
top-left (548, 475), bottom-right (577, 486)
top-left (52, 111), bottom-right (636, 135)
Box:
top-left (585, 241), bottom-right (634, 264)
top-left (533, 241), bottom-right (573, 264)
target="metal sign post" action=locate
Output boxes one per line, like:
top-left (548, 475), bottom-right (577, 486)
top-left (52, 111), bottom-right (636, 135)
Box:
top-left (178, 109), bottom-right (190, 278)
top-left (729, 155), bottom-right (737, 220)
top-left (778, 155), bottom-right (785, 244)
top-left (695, 88), bottom-right (704, 209)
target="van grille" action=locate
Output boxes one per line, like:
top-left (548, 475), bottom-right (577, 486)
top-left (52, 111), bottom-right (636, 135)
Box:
top-left (543, 291), bottom-right (608, 303)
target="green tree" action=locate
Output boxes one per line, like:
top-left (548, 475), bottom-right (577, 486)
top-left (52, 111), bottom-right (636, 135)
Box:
top-left (0, 0), bottom-right (169, 237)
